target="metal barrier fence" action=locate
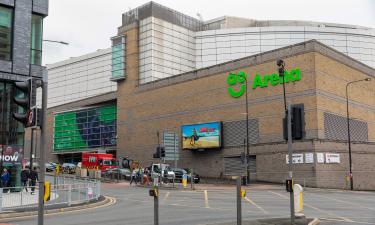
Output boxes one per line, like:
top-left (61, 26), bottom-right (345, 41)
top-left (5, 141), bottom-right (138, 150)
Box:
top-left (0, 176), bottom-right (101, 211)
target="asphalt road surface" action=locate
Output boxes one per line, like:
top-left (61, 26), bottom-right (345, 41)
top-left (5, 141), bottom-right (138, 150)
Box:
top-left (10, 182), bottom-right (375, 225)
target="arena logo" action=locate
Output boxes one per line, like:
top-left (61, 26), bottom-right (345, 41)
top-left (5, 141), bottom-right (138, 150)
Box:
top-left (227, 68), bottom-right (301, 98)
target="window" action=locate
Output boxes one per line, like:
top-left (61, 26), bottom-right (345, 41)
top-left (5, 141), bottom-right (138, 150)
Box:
top-left (111, 36), bottom-right (126, 80)
top-left (30, 14), bottom-right (43, 65)
top-left (0, 6), bottom-right (12, 61)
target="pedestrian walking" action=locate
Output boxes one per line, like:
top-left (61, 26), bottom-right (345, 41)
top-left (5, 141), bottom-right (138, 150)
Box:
top-left (21, 168), bottom-right (29, 192)
top-left (1, 168), bottom-right (10, 192)
top-left (130, 169), bottom-right (138, 186)
top-left (29, 168), bottom-right (38, 194)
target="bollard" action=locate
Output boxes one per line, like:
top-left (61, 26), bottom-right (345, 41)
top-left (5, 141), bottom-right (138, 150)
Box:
top-left (294, 184), bottom-right (304, 217)
top-left (237, 177), bottom-right (242, 225)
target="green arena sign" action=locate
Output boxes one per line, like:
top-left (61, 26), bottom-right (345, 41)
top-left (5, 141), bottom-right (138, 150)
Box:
top-left (227, 68), bottom-right (301, 98)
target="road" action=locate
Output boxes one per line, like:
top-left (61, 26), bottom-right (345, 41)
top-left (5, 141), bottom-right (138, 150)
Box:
top-left (10, 182), bottom-right (375, 225)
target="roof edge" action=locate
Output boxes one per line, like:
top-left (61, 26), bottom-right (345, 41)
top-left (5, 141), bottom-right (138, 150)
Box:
top-left (137, 40), bottom-right (375, 92)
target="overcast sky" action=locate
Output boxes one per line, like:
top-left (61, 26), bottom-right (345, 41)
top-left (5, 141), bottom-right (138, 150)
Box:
top-left (42, 0), bottom-right (375, 65)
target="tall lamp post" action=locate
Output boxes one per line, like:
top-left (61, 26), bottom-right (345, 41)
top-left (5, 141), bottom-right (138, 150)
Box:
top-left (38, 39), bottom-right (69, 225)
top-left (345, 78), bottom-right (371, 190)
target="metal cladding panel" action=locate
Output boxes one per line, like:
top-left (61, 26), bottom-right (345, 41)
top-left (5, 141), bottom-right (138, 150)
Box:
top-left (163, 131), bottom-right (179, 161)
top-left (32, 0), bottom-right (49, 15)
top-left (0, 60), bottom-right (12, 73)
top-left (0, 0), bottom-right (14, 6)
top-left (324, 112), bottom-right (368, 142)
top-left (223, 156), bottom-right (256, 176)
top-left (223, 119), bottom-right (259, 147)
top-left (12, 0), bottom-right (32, 76)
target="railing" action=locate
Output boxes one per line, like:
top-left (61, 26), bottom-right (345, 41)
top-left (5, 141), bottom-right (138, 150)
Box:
top-left (0, 176), bottom-right (101, 211)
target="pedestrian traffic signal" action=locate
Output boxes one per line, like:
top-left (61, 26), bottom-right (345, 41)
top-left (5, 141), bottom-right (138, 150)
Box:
top-left (28, 107), bottom-right (42, 128)
top-left (283, 104), bottom-right (305, 140)
top-left (160, 146), bottom-right (165, 158)
top-left (286, 179), bottom-right (293, 192)
top-left (13, 79), bottom-right (32, 126)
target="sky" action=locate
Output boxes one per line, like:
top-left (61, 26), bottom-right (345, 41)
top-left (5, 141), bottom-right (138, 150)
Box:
top-left (42, 0), bottom-right (375, 65)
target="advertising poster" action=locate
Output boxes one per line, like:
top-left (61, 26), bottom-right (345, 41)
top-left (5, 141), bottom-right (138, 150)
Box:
top-left (285, 154), bottom-right (304, 164)
top-left (317, 153), bottom-right (325, 163)
top-left (182, 122), bottom-right (221, 149)
top-left (0, 145), bottom-right (24, 164)
top-left (326, 153), bottom-right (340, 163)
top-left (305, 153), bottom-right (314, 164)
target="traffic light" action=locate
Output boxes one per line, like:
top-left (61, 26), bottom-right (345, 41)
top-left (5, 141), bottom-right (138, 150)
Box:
top-left (160, 146), bottom-right (165, 158)
top-left (153, 146), bottom-right (161, 159)
top-left (13, 79), bottom-right (32, 126)
top-left (283, 104), bottom-right (305, 140)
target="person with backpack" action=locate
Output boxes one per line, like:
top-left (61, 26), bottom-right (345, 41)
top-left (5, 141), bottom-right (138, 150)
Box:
top-left (29, 168), bottom-right (38, 194)
top-left (20, 168), bottom-right (29, 192)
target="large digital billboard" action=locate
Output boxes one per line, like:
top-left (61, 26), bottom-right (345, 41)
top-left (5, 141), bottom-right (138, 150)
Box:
top-left (182, 122), bottom-right (221, 149)
top-left (53, 105), bottom-right (117, 152)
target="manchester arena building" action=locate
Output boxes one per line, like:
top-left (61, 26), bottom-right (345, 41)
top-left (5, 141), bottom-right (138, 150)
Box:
top-left (38, 2), bottom-right (375, 190)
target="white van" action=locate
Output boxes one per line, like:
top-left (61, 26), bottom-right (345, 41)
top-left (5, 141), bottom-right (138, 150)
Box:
top-left (151, 163), bottom-right (175, 182)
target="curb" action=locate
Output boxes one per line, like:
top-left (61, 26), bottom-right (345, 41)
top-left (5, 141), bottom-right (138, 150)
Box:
top-left (0, 196), bottom-right (115, 222)
top-left (308, 218), bottom-right (320, 225)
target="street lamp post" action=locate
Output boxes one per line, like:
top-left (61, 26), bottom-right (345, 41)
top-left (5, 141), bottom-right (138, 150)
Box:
top-left (345, 78), bottom-right (371, 190)
top-left (37, 39), bottom-right (69, 225)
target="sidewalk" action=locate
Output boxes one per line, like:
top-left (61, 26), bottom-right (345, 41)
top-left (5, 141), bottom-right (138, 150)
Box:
top-left (2, 190), bottom-right (58, 208)
top-left (206, 217), bottom-right (319, 225)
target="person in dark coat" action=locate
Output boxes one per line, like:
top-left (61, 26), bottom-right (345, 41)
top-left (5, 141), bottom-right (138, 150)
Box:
top-left (29, 168), bottom-right (38, 194)
top-left (20, 169), bottom-right (29, 192)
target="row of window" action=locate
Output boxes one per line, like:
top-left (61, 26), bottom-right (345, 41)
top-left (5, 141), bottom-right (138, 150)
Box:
top-left (0, 5), bottom-right (43, 64)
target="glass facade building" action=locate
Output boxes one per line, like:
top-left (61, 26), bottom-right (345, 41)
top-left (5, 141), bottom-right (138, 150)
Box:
top-left (30, 14), bottom-right (43, 65)
top-left (0, 6), bottom-right (12, 61)
top-left (46, 48), bottom-right (117, 108)
top-left (123, 2), bottom-right (375, 83)
top-left (111, 36), bottom-right (126, 80)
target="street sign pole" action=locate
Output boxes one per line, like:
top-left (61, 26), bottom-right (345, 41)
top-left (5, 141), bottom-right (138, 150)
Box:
top-left (237, 176), bottom-right (242, 225)
top-left (37, 73), bottom-right (48, 225)
top-left (287, 103), bottom-right (295, 224)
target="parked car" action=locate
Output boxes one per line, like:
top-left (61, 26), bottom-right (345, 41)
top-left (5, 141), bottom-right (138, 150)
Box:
top-left (45, 163), bottom-right (55, 172)
top-left (103, 168), bottom-right (132, 180)
top-left (184, 168), bottom-right (200, 184)
top-left (171, 168), bottom-right (187, 182)
top-left (61, 163), bottom-right (76, 174)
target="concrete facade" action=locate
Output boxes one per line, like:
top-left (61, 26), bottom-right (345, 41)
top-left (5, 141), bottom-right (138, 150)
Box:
top-left (111, 30), bottom-right (375, 189)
